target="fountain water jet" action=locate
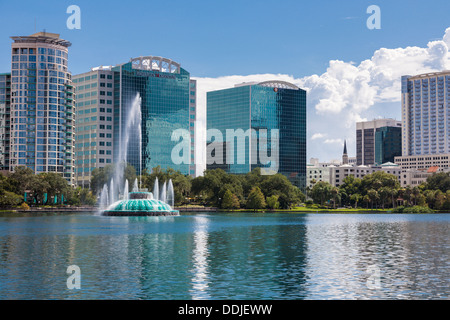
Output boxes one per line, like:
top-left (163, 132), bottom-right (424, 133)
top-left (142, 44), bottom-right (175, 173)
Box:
top-left (110, 93), bottom-right (142, 207)
top-left (123, 180), bottom-right (129, 201)
top-left (153, 177), bottom-right (159, 201)
top-left (160, 181), bottom-right (167, 203)
top-left (132, 178), bottom-right (139, 192)
top-left (167, 179), bottom-right (174, 208)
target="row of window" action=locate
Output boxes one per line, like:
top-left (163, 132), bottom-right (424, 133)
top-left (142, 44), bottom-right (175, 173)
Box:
top-left (73, 73), bottom-right (112, 83)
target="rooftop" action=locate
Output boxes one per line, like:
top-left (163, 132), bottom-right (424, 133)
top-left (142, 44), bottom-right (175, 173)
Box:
top-left (408, 70), bottom-right (450, 80)
top-left (130, 56), bottom-right (180, 74)
top-left (11, 32), bottom-right (71, 48)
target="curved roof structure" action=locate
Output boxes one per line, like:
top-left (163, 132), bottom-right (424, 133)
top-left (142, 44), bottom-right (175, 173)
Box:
top-left (258, 80), bottom-right (300, 90)
top-left (130, 56), bottom-right (180, 74)
top-left (11, 32), bottom-right (71, 48)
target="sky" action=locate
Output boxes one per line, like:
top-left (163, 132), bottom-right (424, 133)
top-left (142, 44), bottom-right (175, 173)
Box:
top-left (1, 0), bottom-right (450, 173)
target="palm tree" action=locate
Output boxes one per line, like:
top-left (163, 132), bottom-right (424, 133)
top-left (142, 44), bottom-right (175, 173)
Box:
top-left (331, 187), bottom-right (340, 209)
top-left (367, 189), bottom-right (379, 209)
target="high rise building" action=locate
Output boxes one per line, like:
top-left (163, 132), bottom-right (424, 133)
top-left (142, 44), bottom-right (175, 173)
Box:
top-left (0, 73), bottom-right (11, 172)
top-left (356, 118), bottom-right (401, 166)
top-left (395, 71), bottom-right (450, 171)
top-left (401, 71), bottom-right (450, 156)
top-left (207, 81), bottom-right (307, 189)
top-left (73, 67), bottom-right (114, 187)
top-left (73, 56), bottom-right (196, 187)
top-left (8, 32), bottom-right (75, 183)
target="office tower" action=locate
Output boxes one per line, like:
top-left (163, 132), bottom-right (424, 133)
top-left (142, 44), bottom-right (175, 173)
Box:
top-left (73, 67), bottom-right (115, 187)
top-left (189, 79), bottom-right (197, 177)
top-left (394, 71), bottom-right (450, 171)
top-left (0, 73), bottom-right (11, 171)
top-left (9, 32), bottom-right (75, 184)
top-left (73, 56), bottom-right (196, 187)
top-left (401, 71), bottom-right (450, 156)
top-left (356, 118), bottom-right (401, 166)
top-left (207, 81), bottom-right (307, 189)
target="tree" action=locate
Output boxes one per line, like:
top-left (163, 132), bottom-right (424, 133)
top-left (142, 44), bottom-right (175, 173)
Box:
top-left (0, 190), bottom-right (23, 206)
top-left (266, 195), bottom-right (280, 210)
top-left (330, 187), bottom-right (340, 209)
top-left (367, 189), bottom-right (379, 209)
top-left (339, 175), bottom-right (362, 207)
top-left (246, 187), bottom-right (266, 211)
top-left (260, 174), bottom-right (304, 209)
top-left (426, 172), bottom-right (450, 192)
top-left (412, 186), bottom-right (421, 206)
top-left (41, 173), bottom-right (70, 204)
top-left (350, 194), bottom-right (362, 208)
top-left (8, 166), bottom-right (35, 195)
top-left (221, 189), bottom-right (240, 210)
top-left (90, 164), bottom-right (115, 195)
top-left (310, 181), bottom-right (332, 206)
top-left (361, 171), bottom-right (399, 193)
top-left (379, 187), bottom-right (394, 209)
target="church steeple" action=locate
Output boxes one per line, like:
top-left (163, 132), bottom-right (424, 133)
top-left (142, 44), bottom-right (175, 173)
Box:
top-left (342, 140), bottom-right (349, 165)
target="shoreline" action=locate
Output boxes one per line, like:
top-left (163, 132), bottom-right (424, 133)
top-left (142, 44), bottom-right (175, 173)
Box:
top-left (0, 206), bottom-right (447, 214)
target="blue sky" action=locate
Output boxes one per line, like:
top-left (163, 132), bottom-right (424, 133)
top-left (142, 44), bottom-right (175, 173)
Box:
top-left (1, 0), bottom-right (449, 76)
top-left (1, 0), bottom-right (450, 167)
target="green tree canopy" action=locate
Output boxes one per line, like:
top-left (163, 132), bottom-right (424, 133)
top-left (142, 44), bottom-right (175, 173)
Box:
top-left (246, 186), bottom-right (266, 211)
top-left (221, 189), bottom-right (241, 209)
top-left (426, 172), bottom-right (450, 193)
top-left (310, 181), bottom-right (333, 206)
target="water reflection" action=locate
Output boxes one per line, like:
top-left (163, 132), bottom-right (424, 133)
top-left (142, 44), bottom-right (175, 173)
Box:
top-left (0, 213), bottom-right (448, 299)
top-left (190, 216), bottom-right (210, 299)
top-left (304, 215), bottom-right (450, 299)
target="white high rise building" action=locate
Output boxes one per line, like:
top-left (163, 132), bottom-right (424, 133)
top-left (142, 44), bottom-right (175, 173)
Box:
top-left (401, 71), bottom-right (450, 156)
top-left (395, 71), bottom-right (450, 171)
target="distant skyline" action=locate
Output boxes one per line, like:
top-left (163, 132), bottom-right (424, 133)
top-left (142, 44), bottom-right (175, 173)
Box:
top-left (1, 0), bottom-right (450, 167)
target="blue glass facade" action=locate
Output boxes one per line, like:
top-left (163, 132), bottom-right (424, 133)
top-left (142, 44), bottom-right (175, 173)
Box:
top-left (0, 73), bottom-right (11, 171)
top-left (374, 126), bottom-right (402, 165)
top-left (207, 82), bottom-right (307, 189)
top-left (112, 61), bottom-right (191, 175)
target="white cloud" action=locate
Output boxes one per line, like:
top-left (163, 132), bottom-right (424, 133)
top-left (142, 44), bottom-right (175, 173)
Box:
top-left (192, 27), bottom-right (450, 174)
top-left (324, 139), bottom-right (343, 145)
top-left (311, 133), bottom-right (326, 140)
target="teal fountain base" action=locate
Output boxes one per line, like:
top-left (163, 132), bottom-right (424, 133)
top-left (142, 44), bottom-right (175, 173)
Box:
top-left (102, 191), bottom-right (179, 216)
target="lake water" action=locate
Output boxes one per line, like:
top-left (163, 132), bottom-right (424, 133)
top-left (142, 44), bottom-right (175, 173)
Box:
top-left (0, 212), bottom-right (448, 300)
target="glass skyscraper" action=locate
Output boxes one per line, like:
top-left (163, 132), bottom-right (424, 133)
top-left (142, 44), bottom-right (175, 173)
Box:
top-left (73, 56), bottom-right (196, 186)
top-left (207, 81), bottom-right (307, 189)
top-left (374, 126), bottom-right (402, 165)
top-left (8, 32), bottom-right (75, 183)
top-left (356, 118), bottom-right (402, 166)
top-left (0, 73), bottom-right (11, 171)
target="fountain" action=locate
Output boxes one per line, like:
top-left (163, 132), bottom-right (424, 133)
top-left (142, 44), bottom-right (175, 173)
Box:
top-left (97, 92), bottom-right (179, 216)
top-left (102, 179), bottom-right (179, 217)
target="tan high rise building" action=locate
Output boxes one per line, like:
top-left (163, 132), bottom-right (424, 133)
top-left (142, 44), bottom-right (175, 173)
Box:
top-left (9, 32), bottom-right (75, 184)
